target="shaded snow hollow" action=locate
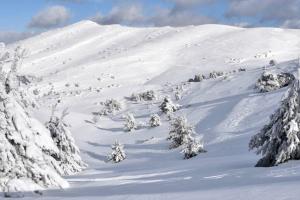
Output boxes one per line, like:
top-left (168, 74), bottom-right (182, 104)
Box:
top-left (5, 20), bottom-right (300, 199)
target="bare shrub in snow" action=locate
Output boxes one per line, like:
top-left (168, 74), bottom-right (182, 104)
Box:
top-left (33, 89), bottom-right (40, 95)
top-left (130, 90), bottom-right (157, 102)
top-left (92, 114), bottom-right (101, 124)
top-left (107, 141), bottom-right (126, 163)
top-left (269, 59), bottom-right (277, 66)
top-left (168, 116), bottom-right (195, 149)
top-left (149, 114), bottom-right (161, 127)
top-left (255, 71), bottom-right (295, 93)
top-left (124, 113), bottom-right (137, 132)
top-left (250, 80), bottom-right (300, 167)
top-left (99, 99), bottom-right (122, 115)
top-left (159, 97), bottom-right (180, 114)
top-left (182, 138), bottom-right (206, 159)
top-left (46, 106), bottom-right (87, 175)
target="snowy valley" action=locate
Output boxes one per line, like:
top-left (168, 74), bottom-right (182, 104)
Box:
top-left (1, 20), bottom-right (300, 199)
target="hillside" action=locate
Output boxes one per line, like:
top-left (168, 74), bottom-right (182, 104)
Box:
top-left (5, 20), bottom-right (300, 199)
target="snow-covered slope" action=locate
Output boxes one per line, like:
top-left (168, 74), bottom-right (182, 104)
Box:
top-left (6, 20), bottom-right (300, 199)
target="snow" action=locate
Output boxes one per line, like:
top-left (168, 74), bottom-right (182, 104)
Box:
top-left (4, 20), bottom-right (300, 199)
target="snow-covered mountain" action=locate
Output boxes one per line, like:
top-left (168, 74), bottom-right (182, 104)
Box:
top-left (5, 20), bottom-right (300, 199)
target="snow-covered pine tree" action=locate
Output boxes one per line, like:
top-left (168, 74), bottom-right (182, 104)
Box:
top-left (175, 91), bottom-right (182, 100)
top-left (4, 47), bottom-right (25, 94)
top-left (168, 116), bottom-right (195, 149)
top-left (46, 106), bottom-right (87, 175)
top-left (159, 97), bottom-right (179, 114)
top-left (4, 47), bottom-right (37, 109)
top-left (249, 78), bottom-right (300, 167)
top-left (107, 141), bottom-right (126, 163)
top-left (181, 138), bottom-right (206, 159)
top-left (124, 113), bottom-right (137, 132)
top-left (0, 60), bottom-right (68, 192)
top-left (149, 114), bottom-right (161, 127)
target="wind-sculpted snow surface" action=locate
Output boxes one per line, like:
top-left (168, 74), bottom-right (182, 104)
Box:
top-left (4, 21), bottom-right (300, 199)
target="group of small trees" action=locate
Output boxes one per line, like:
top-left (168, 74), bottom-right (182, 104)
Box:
top-left (110, 115), bottom-right (205, 163)
top-left (108, 95), bottom-right (182, 163)
top-left (188, 71), bottom-right (224, 82)
top-left (188, 69), bottom-right (246, 83)
top-left (123, 96), bottom-right (179, 133)
top-left (98, 99), bottom-right (122, 115)
top-left (255, 71), bottom-right (295, 93)
top-left (129, 90), bottom-right (157, 102)
top-left (123, 113), bottom-right (162, 132)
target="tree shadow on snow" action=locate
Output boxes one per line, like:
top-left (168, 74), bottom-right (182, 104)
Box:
top-left (82, 150), bottom-right (107, 162)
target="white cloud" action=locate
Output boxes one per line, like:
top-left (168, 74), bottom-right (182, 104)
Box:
top-left (226, 0), bottom-right (300, 25)
top-left (91, 4), bottom-right (145, 25)
top-left (167, 0), bottom-right (215, 7)
top-left (28, 5), bottom-right (71, 29)
top-left (150, 8), bottom-right (215, 27)
top-left (91, 1), bottom-right (216, 27)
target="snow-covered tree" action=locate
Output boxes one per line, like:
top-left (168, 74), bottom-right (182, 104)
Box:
top-left (46, 106), bottom-right (87, 175)
top-left (4, 47), bottom-right (26, 94)
top-left (249, 79), bottom-right (300, 167)
top-left (124, 113), bottom-right (137, 132)
top-left (159, 97), bottom-right (179, 114)
top-left (168, 116), bottom-right (195, 149)
top-left (0, 96), bottom-right (69, 192)
top-left (149, 114), bottom-right (161, 127)
top-left (181, 138), bottom-right (206, 159)
top-left (3, 47), bottom-right (37, 109)
top-left (107, 141), bottom-right (126, 163)
top-left (175, 91), bottom-right (182, 100)
top-left (99, 99), bottom-right (122, 115)
top-left (255, 71), bottom-right (295, 93)
top-left (0, 48), bottom-right (69, 192)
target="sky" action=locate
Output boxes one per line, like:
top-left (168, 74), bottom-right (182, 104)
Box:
top-left (1, 0), bottom-right (300, 43)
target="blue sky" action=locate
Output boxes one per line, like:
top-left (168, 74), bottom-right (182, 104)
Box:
top-left (1, 0), bottom-right (300, 43)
